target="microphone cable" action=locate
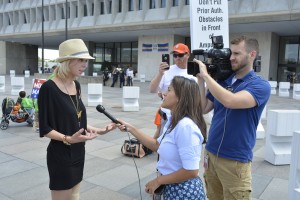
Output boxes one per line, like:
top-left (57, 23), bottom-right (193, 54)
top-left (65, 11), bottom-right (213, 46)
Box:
top-left (95, 104), bottom-right (143, 199)
top-left (125, 130), bottom-right (143, 200)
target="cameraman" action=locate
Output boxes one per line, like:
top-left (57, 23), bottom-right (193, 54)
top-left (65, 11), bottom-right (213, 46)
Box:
top-left (194, 35), bottom-right (271, 200)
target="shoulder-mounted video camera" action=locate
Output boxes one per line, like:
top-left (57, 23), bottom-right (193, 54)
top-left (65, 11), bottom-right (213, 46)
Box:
top-left (188, 35), bottom-right (233, 81)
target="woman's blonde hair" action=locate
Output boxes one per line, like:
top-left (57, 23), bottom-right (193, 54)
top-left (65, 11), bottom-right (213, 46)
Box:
top-left (169, 76), bottom-right (207, 141)
top-left (54, 60), bottom-right (70, 79)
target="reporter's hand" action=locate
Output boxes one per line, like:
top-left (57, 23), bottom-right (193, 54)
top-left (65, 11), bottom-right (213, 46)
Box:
top-left (117, 119), bottom-right (134, 132)
top-left (145, 178), bottom-right (161, 195)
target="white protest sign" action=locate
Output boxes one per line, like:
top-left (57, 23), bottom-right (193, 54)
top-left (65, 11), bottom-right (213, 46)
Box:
top-left (190, 0), bottom-right (229, 51)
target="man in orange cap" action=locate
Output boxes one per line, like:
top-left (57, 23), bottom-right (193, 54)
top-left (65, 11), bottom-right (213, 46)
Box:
top-left (149, 43), bottom-right (197, 138)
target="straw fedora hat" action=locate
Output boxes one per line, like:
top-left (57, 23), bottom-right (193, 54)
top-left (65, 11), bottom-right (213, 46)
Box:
top-left (56, 39), bottom-right (95, 63)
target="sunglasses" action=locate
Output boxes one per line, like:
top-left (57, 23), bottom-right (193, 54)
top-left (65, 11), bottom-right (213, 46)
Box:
top-left (173, 53), bottom-right (185, 58)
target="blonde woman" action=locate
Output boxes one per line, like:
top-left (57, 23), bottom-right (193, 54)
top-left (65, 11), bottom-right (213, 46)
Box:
top-left (39, 39), bottom-right (117, 200)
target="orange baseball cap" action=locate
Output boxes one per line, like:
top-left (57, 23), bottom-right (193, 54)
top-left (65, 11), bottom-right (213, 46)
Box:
top-left (171, 43), bottom-right (190, 54)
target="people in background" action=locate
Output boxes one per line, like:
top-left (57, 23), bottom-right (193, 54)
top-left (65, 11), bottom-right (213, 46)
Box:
top-left (110, 66), bottom-right (119, 87)
top-left (126, 67), bottom-right (134, 86)
top-left (48, 65), bottom-right (58, 80)
top-left (103, 67), bottom-right (109, 86)
top-left (33, 98), bottom-right (39, 133)
top-left (119, 67), bottom-right (126, 88)
top-left (19, 91), bottom-right (34, 116)
top-left (13, 91), bottom-right (34, 120)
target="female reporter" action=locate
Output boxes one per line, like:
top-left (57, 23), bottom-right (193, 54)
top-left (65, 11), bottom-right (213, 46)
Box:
top-left (118, 76), bottom-right (207, 199)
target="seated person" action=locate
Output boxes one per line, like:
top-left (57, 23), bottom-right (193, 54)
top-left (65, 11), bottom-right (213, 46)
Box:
top-left (16, 91), bottom-right (24, 106)
top-left (15, 91), bottom-right (34, 117)
top-left (11, 92), bottom-right (24, 116)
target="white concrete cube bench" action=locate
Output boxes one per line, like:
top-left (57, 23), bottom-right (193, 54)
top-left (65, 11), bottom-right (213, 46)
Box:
top-left (93, 72), bottom-right (97, 77)
top-left (140, 74), bottom-right (145, 83)
top-left (11, 77), bottom-right (25, 95)
top-left (0, 75), bottom-right (5, 93)
top-left (10, 70), bottom-right (15, 77)
top-left (268, 81), bottom-right (277, 95)
top-left (261, 105), bottom-right (267, 120)
top-left (24, 70), bottom-right (30, 78)
top-left (256, 122), bottom-right (265, 139)
top-left (256, 106), bottom-right (267, 139)
top-left (265, 110), bottom-right (300, 165)
top-left (278, 82), bottom-right (290, 97)
top-left (293, 83), bottom-right (300, 100)
top-left (123, 86), bottom-right (139, 111)
top-left (87, 83), bottom-right (102, 106)
top-left (288, 131), bottom-right (300, 200)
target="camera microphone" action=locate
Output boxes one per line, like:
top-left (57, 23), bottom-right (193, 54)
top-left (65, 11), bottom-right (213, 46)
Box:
top-left (96, 104), bottom-right (120, 124)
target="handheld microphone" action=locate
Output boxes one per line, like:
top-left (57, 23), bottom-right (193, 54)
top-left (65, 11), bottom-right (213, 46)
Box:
top-left (96, 104), bottom-right (120, 124)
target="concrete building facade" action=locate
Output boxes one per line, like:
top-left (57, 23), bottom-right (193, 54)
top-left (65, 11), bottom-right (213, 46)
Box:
top-left (0, 0), bottom-right (299, 83)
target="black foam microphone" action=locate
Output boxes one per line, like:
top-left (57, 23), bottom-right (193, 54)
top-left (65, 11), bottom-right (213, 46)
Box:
top-left (96, 105), bottom-right (120, 124)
